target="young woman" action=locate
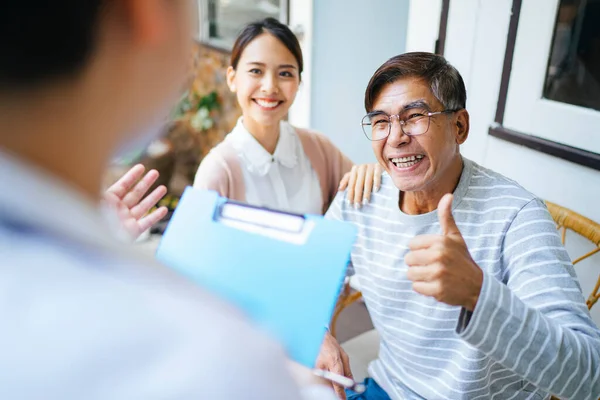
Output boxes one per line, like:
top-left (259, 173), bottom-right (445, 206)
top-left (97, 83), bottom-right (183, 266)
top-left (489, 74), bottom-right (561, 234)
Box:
top-left (194, 18), bottom-right (379, 215)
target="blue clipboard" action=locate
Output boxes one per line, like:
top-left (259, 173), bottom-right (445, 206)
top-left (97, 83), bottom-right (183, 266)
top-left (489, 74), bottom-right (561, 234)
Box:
top-left (155, 187), bottom-right (357, 367)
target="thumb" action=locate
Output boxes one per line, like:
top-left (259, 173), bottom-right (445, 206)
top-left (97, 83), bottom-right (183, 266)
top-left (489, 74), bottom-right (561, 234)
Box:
top-left (438, 193), bottom-right (460, 236)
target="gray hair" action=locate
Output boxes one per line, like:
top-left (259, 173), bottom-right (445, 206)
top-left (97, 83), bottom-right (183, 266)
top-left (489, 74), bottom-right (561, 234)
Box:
top-left (364, 52), bottom-right (467, 112)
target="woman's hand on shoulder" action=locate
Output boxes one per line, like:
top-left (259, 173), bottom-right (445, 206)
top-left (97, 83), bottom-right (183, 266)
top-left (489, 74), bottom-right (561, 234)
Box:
top-left (338, 163), bottom-right (382, 209)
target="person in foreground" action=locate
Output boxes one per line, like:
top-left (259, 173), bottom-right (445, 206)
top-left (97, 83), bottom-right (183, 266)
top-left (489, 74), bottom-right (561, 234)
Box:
top-left (321, 52), bottom-right (600, 399)
top-left (0, 1), bottom-right (337, 399)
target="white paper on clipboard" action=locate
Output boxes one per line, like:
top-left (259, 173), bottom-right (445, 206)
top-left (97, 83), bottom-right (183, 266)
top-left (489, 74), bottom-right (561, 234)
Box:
top-left (216, 202), bottom-right (315, 245)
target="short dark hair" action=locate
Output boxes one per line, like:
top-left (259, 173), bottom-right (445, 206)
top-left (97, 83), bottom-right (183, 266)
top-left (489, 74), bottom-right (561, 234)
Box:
top-left (364, 52), bottom-right (467, 112)
top-left (230, 18), bottom-right (303, 79)
top-left (0, 1), bottom-right (107, 91)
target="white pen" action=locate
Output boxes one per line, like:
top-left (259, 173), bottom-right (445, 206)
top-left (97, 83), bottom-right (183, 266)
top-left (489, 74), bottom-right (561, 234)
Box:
top-left (312, 369), bottom-right (366, 394)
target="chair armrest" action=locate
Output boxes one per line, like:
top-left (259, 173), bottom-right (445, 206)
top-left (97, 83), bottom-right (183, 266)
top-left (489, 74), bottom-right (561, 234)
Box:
top-left (330, 282), bottom-right (363, 339)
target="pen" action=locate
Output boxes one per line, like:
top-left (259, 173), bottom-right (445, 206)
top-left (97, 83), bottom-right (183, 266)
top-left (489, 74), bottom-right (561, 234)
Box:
top-left (312, 369), bottom-right (366, 394)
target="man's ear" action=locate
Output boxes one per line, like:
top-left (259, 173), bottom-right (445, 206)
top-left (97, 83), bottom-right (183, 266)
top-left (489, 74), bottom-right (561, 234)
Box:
top-left (226, 66), bottom-right (237, 92)
top-left (455, 109), bottom-right (470, 145)
top-left (125, 0), bottom-right (169, 46)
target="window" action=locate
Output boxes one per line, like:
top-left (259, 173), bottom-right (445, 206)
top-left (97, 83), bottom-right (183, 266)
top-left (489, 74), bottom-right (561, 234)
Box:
top-left (543, 0), bottom-right (600, 112)
top-left (198, 0), bottom-right (288, 49)
top-left (495, 0), bottom-right (600, 157)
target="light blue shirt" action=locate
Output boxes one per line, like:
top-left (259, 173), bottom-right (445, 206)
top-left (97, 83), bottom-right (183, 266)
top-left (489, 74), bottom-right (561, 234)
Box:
top-left (0, 150), bottom-right (335, 400)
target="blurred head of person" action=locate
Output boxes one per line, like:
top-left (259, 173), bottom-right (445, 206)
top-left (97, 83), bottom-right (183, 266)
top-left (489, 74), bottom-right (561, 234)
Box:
top-left (0, 0), bottom-right (197, 198)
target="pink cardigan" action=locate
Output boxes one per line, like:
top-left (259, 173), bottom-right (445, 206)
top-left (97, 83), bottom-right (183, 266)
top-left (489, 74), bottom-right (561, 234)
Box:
top-left (194, 127), bottom-right (354, 215)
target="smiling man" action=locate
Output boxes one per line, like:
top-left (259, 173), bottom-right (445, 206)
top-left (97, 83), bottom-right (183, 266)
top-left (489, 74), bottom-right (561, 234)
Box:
top-left (320, 52), bottom-right (600, 399)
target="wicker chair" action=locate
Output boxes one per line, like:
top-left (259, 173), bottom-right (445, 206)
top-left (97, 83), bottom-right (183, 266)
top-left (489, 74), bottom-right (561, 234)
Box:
top-left (330, 201), bottom-right (600, 398)
top-left (545, 201), bottom-right (600, 309)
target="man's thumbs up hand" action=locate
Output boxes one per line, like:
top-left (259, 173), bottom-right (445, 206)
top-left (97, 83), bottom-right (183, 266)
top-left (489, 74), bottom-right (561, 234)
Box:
top-left (405, 194), bottom-right (483, 311)
top-left (438, 194), bottom-right (461, 237)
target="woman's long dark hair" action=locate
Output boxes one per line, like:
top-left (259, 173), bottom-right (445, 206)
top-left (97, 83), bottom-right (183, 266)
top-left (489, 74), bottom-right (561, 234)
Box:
top-left (230, 17), bottom-right (303, 79)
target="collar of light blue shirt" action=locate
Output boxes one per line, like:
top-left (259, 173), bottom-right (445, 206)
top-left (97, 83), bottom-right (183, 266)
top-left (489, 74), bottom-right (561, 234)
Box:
top-left (0, 149), bottom-right (123, 251)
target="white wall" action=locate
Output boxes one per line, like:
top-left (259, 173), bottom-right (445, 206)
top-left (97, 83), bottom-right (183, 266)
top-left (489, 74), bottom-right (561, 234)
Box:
top-left (287, 0), bottom-right (313, 129)
top-left (307, 0), bottom-right (410, 164)
top-left (405, 0), bottom-right (442, 53)
top-left (411, 0), bottom-right (600, 323)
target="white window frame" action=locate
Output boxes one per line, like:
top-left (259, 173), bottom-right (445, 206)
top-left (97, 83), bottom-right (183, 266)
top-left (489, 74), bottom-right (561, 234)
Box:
top-left (197, 0), bottom-right (289, 50)
top-left (503, 0), bottom-right (600, 154)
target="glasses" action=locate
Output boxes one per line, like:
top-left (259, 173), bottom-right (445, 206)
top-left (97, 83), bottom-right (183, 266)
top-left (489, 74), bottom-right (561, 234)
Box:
top-left (360, 109), bottom-right (459, 141)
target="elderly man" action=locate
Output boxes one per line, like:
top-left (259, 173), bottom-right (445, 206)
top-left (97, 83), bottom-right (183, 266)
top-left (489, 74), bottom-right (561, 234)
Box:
top-left (318, 52), bottom-right (600, 399)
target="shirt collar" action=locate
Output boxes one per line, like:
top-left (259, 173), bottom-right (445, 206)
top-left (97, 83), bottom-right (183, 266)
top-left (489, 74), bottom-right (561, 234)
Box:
top-left (0, 149), bottom-right (123, 250)
top-left (228, 118), bottom-right (298, 176)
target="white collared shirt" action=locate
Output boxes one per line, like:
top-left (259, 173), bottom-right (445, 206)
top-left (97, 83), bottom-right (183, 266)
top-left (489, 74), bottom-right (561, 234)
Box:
top-left (0, 149), bottom-right (335, 400)
top-left (225, 118), bottom-right (323, 214)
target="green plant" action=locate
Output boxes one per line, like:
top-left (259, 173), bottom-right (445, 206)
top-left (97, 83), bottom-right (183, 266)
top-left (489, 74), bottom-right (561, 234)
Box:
top-left (172, 90), bottom-right (220, 131)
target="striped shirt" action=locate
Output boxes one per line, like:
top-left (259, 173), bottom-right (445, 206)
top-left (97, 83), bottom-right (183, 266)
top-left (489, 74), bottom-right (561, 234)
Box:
top-left (327, 158), bottom-right (600, 399)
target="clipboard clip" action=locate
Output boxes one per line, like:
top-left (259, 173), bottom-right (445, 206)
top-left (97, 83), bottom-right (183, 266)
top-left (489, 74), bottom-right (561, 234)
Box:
top-left (214, 201), bottom-right (315, 244)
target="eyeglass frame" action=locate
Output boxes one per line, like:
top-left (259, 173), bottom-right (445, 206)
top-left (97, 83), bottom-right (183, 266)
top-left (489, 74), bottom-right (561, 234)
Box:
top-left (360, 108), bottom-right (461, 141)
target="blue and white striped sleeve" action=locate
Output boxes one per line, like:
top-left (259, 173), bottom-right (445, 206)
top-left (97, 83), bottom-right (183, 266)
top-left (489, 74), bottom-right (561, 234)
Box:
top-left (324, 191), bottom-right (345, 221)
top-left (457, 199), bottom-right (600, 399)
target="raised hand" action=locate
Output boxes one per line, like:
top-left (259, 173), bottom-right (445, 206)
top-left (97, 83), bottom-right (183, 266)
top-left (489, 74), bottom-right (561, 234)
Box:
top-left (104, 164), bottom-right (168, 240)
top-left (405, 194), bottom-right (483, 311)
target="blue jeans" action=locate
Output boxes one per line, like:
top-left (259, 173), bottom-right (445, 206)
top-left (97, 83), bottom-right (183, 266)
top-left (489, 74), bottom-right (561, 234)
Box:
top-left (345, 378), bottom-right (391, 400)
